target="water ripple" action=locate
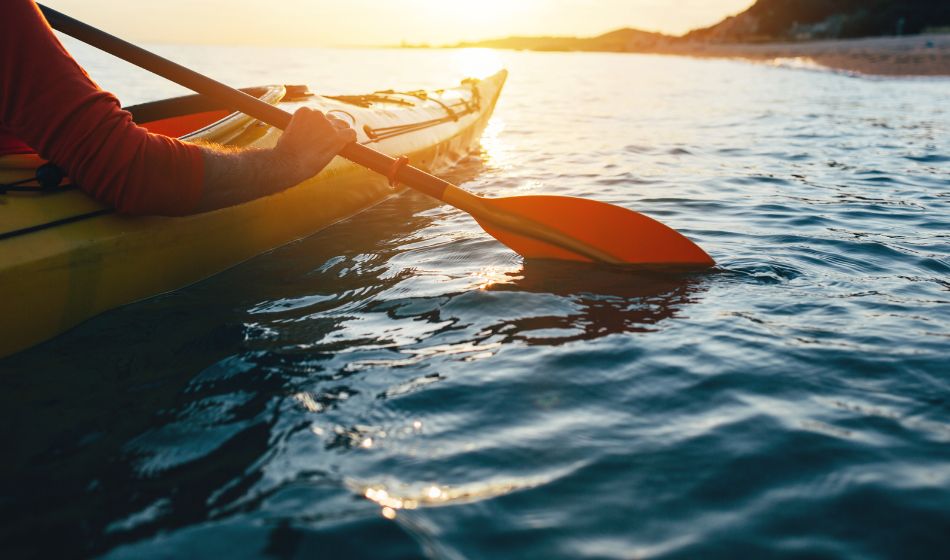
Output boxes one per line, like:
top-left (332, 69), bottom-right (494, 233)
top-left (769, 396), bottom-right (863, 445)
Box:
top-left (2, 49), bottom-right (949, 559)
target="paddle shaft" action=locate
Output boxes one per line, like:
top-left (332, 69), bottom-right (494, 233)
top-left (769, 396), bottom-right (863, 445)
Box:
top-left (38, 5), bottom-right (458, 197)
top-left (39, 4), bottom-right (624, 264)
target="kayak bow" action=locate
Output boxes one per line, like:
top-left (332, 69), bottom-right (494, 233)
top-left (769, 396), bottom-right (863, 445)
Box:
top-left (0, 74), bottom-right (507, 358)
top-left (38, 4), bottom-right (714, 269)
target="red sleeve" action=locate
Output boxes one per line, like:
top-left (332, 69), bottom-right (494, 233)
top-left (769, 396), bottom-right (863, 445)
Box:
top-left (0, 0), bottom-right (204, 216)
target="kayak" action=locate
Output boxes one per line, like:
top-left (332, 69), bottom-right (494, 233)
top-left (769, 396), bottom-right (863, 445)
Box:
top-left (0, 70), bottom-right (507, 358)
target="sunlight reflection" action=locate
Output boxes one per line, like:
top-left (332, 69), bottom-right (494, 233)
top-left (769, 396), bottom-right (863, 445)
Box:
top-left (769, 56), bottom-right (832, 72)
top-left (452, 48), bottom-right (504, 79)
top-left (353, 475), bottom-right (553, 520)
top-left (477, 116), bottom-right (512, 175)
top-left (473, 263), bottom-right (521, 291)
top-left (342, 341), bottom-right (501, 372)
top-left (293, 392), bottom-right (324, 413)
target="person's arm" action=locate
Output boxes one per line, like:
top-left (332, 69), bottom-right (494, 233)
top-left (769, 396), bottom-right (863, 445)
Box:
top-left (2, 1), bottom-right (354, 217)
top-left (1, 1), bottom-right (200, 215)
top-left (194, 107), bottom-right (356, 212)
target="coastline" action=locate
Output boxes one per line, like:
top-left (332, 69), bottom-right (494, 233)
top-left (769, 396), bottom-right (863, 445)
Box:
top-left (424, 34), bottom-right (950, 77)
top-left (664, 34), bottom-right (950, 77)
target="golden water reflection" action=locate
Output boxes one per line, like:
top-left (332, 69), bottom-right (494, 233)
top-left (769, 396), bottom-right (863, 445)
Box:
top-left (352, 475), bottom-right (552, 520)
top-left (452, 48), bottom-right (504, 80)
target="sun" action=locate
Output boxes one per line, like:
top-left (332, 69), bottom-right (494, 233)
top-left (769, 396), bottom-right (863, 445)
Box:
top-left (449, 0), bottom-right (537, 27)
top-left (401, 0), bottom-right (542, 43)
top-left (453, 48), bottom-right (505, 79)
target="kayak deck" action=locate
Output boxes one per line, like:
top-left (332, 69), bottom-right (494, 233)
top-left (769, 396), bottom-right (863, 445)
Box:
top-left (0, 70), bottom-right (507, 358)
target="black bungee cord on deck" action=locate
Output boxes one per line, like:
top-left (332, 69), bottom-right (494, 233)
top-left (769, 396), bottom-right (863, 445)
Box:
top-left (0, 163), bottom-right (67, 193)
top-left (0, 161), bottom-right (111, 242)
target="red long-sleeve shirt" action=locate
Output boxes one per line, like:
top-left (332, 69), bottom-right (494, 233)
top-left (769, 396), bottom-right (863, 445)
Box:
top-left (0, 0), bottom-right (204, 215)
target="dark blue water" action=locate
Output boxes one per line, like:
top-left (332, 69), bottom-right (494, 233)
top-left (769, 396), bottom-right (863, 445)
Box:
top-left (2, 45), bottom-right (949, 559)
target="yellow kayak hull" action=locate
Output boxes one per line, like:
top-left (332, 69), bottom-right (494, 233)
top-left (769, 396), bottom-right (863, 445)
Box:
top-left (0, 70), bottom-right (507, 358)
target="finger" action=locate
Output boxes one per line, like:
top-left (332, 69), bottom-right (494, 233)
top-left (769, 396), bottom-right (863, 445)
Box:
top-left (330, 119), bottom-right (351, 131)
top-left (303, 107), bottom-right (329, 124)
top-left (293, 106), bottom-right (319, 120)
top-left (339, 128), bottom-right (358, 144)
top-left (287, 107), bottom-right (322, 132)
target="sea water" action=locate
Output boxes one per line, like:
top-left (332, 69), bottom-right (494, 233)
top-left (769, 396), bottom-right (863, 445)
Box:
top-left (1, 41), bottom-right (948, 559)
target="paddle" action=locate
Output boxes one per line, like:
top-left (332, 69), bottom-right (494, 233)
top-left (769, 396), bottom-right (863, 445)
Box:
top-left (38, 4), bottom-right (714, 267)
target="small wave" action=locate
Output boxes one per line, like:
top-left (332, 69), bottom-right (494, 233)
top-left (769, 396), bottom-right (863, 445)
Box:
top-left (905, 154), bottom-right (950, 163)
top-left (624, 144), bottom-right (654, 154)
top-left (721, 259), bottom-right (805, 284)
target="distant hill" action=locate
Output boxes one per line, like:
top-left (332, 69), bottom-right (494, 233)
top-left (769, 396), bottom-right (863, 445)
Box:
top-left (684, 0), bottom-right (950, 42)
top-left (428, 0), bottom-right (950, 52)
top-left (451, 28), bottom-right (671, 52)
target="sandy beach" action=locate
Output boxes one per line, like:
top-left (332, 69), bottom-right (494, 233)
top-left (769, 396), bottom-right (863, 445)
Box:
top-left (666, 34), bottom-right (950, 76)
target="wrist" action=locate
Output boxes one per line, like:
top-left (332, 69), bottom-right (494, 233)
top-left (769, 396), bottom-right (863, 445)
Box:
top-left (271, 144), bottom-right (308, 186)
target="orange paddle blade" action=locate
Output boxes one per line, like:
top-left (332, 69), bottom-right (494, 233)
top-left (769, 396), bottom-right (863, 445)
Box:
top-left (475, 195), bottom-right (714, 267)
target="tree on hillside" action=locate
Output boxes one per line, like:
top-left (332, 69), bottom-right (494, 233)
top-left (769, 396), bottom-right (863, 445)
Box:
top-left (684, 0), bottom-right (950, 42)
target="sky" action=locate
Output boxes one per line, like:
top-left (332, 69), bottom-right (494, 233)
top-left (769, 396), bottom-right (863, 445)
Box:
top-left (42, 0), bottom-right (756, 47)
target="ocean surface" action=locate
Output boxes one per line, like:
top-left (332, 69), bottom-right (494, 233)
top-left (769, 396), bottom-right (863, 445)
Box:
top-left (2, 40), bottom-right (949, 559)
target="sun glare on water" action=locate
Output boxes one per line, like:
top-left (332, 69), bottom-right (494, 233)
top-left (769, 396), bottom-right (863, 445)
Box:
top-left (452, 48), bottom-right (504, 79)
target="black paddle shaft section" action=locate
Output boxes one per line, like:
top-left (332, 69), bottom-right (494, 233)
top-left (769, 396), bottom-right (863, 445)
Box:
top-left (37, 4), bottom-right (454, 201)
